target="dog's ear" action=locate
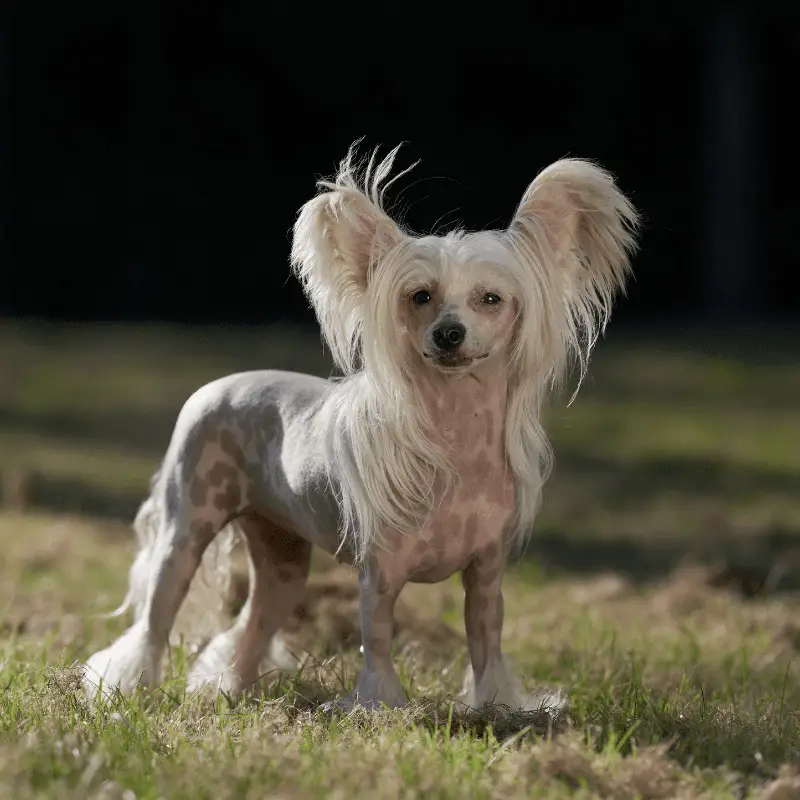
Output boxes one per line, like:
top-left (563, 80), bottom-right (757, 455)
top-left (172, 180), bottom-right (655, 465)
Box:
top-left (291, 145), bottom-right (407, 373)
top-left (293, 186), bottom-right (403, 293)
top-left (508, 159), bottom-right (639, 330)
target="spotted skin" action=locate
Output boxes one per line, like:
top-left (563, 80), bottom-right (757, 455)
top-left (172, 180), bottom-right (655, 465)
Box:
top-left (83, 368), bottom-right (521, 711)
top-left (463, 555), bottom-right (504, 681)
top-left (186, 514), bottom-right (311, 694)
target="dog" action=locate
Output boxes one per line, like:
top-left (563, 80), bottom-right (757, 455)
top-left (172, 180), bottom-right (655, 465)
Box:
top-left (82, 143), bottom-right (639, 713)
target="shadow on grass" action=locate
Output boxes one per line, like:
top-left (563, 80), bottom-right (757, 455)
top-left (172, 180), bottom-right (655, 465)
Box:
top-left (0, 402), bottom-right (176, 455)
top-left (551, 448), bottom-right (799, 507)
top-left (521, 526), bottom-right (800, 593)
top-left (3, 471), bottom-right (143, 526)
top-left (525, 449), bottom-right (800, 592)
top-left (582, 373), bottom-right (800, 413)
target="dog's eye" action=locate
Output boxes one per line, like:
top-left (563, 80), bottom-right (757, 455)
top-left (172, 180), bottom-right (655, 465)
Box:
top-left (412, 290), bottom-right (431, 305)
top-left (482, 292), bottom-right (502, 305)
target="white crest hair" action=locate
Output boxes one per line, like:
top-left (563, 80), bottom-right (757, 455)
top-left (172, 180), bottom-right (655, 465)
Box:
top-left (291, 143), bottom-right (639, 563)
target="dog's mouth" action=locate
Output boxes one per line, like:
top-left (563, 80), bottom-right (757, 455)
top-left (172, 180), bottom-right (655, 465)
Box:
top-left (424, 352), bottom-right (489, 371)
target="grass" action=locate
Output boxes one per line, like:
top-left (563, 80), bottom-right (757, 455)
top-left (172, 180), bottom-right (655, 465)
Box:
top-left (1, 318), bottom-right (799, 798)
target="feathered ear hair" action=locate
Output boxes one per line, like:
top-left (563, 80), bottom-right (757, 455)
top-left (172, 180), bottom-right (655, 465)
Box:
top-left (290, 141), bottom-right (414, 374)
top-left (507, 158), bottom-right (640, 388)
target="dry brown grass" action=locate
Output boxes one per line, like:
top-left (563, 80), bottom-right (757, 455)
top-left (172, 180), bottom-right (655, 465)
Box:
top-left (2, 511), bottom-right (800, 798)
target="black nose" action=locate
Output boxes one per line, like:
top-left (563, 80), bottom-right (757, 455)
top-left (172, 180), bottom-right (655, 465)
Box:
top-left (432, 321), bottom-right (466, 351)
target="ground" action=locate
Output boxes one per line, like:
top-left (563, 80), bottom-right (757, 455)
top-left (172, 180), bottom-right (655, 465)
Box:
top-left (1, 320), bottom-right (799, 799)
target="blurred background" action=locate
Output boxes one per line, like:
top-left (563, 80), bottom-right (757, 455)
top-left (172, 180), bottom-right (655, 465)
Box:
top-left (0, 2), bottom-right (798, 591)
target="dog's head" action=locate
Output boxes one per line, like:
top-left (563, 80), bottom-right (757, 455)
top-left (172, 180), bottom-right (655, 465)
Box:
top-left (291, 143), bottom-right (639, 389)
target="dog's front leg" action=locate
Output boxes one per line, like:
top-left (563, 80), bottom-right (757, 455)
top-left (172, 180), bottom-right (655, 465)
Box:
top-left (322, 561), bottom-right (407, 712)
top-left (460, 546), bottom-right (525, 711)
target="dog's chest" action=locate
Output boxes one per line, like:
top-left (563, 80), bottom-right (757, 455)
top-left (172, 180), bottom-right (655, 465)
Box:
top-left (380, 382), bottom-right (514, 585)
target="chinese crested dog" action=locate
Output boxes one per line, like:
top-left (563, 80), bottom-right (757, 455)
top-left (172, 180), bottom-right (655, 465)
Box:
top-left (82, 143), bottom-right (639, 712)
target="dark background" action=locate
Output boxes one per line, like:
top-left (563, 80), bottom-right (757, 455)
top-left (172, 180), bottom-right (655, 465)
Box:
top-left (1, 2), bottom-right (797, 325)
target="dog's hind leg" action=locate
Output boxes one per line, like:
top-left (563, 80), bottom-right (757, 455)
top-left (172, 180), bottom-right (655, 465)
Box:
top-left (81, 495), bottom-right (224, 699)
top-left (187, 514), bottom-right (311, 697)
top-left (82, 422), bottom-right (249, 699)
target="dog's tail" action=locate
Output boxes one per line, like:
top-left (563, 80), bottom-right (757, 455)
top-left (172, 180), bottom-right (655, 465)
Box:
top-left (101, 492), bottom-right (158, 621)
top-left (102, 470), bottom-right (243, 652)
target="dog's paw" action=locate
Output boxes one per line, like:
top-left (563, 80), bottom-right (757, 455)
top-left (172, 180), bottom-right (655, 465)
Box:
top-left (318, 693), bottom-right (406, 715)
top-left (318, 697), bottom-right (353, 716)
top-left (82, 622), bottom-right (156, 700)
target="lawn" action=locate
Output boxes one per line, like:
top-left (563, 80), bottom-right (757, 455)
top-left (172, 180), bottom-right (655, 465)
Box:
top-left (1, 319), bottom-right (799, 799)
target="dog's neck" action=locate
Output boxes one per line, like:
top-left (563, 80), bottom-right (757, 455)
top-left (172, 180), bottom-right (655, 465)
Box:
top-left (412, 362), bottom-right (508, 457)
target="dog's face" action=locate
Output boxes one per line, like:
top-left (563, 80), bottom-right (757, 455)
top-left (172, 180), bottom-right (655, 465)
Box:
top-left (394, 236), bottom-right (519, 374)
